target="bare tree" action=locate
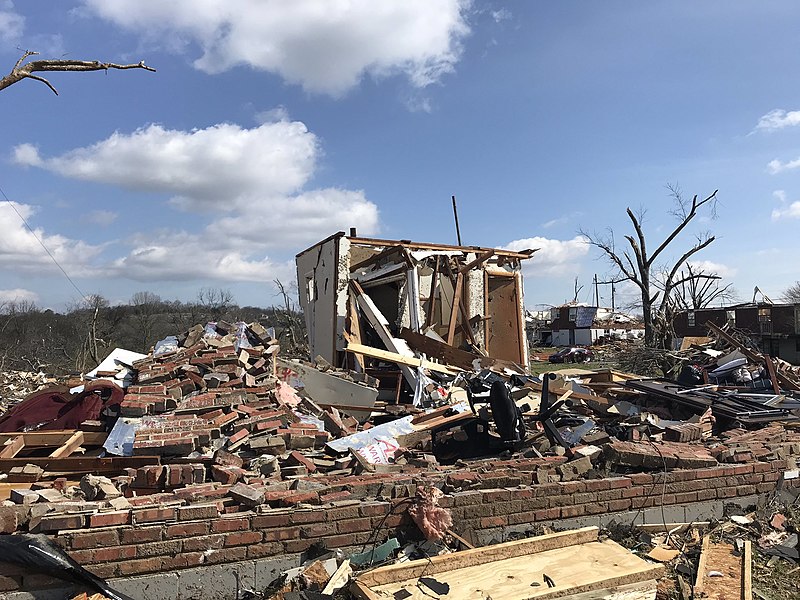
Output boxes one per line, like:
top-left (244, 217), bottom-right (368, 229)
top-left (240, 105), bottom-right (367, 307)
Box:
top-left (571, 277), bottom-right (583, 303)
top-left (667, 263), bottom-right (737, 311)
top-left (781, 281), bottom-right (800, 304)
top-left (1, 51), bottom-right (155, 95)
top-left (580, 186), bottom-right (718, 348)
top-left (273, 278), bottom-right (306, 351)
top-left (70, 294), bottom-right (111, 372)
top-left (197, 287), bottom-right (234, 320)
top-left (130, 291), bottom-right (163, 352)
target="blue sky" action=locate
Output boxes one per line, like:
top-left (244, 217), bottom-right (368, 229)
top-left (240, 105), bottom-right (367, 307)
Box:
top-left (1, 1), bottom-right (799, 312)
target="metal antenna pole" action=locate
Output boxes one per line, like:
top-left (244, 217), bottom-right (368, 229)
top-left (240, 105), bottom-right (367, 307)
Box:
top-left (451, 195), bottom-right (462, 246)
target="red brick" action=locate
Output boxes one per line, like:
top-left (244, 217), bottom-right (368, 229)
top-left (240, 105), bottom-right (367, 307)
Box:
top-left (183, 534), bottom-right (224, 552)
top-left (283, 538), bottom-right (317, 553)
top-left (166, 522), bottom-right (210, 538)
top-left (301, 523), bottom-right (337, 538)
top-left (178, 504), bottom-right (220, 520)
top-left (89, 511), bottom-right (131, 528)
top-left (121, 526), bottom-right (163, 544)
top-left (92, 545), bottom-right (137, 562)
top-left (280, 491), bottom-right (320, 506)
top-left (133, 507), bottom-right (177, 524)
top-left (247, 542), bottom-right (284, 559)
top-left (118, 557), bottom-right (164, 576)
top-left (263, 527), bottom-right (300, 542)
top-left (211, 516), bottom-right (250, 532)
top-left (224, 531), bottom-right (263, 546)
top-left (288, 510), bottom-right (327, 524)
top-left (31, 514), bottom-right (86, 532)
top-left (71, 529), bottom-right (121, 550)
top-left (336, 518), bottom-right (372, 534)
top-left (560, 505), bottom-right (585, 518)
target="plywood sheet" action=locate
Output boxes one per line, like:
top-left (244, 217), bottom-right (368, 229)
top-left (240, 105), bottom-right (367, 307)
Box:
top-left (367, 540), bottom-right (660, 599)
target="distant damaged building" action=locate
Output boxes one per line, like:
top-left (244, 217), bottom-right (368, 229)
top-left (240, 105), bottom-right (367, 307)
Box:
top-left (296, 232), bottom-right (535, 396)
top-left (674, 301), bottom-right (800, 364)
top-left (549, 303), bottom-right (644, 346)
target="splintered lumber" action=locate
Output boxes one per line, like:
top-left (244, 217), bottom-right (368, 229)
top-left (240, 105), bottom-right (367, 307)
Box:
top-left (400, 327), bottom-right (480, 370)
top-left (0, 436), bottom-right (25, 459)
top-left (345, 343), bottom-right (460, 375)
top-left (49, 431), bottom-right (84, 458)
top-left (694, 536), bottom-right (751, 600)
top-left (350, 280), bottom-right (418, 387)
top-left (351, 527), bottom-right (663, 600)
top-left (0, 431), bottom-right (107, 447)
top-left (446, 271), bottom-right (465, 345)
top-left (0, 455), bottom-right (160, 476)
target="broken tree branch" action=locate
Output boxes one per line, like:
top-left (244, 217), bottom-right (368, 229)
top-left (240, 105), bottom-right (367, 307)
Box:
top-left (1, 51), bottom-right (156, 95)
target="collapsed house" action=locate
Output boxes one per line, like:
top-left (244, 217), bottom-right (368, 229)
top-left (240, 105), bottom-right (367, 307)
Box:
top-left (549, 304), bottom-right (645, 347)
top-left (296, 232), bottom-right (535, 401)
top-left (0, 236), bottom-right (797, 599)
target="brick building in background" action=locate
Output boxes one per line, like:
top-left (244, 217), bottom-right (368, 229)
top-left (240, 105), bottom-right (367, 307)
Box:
top-left (674, 302), bottom-right (800, 364)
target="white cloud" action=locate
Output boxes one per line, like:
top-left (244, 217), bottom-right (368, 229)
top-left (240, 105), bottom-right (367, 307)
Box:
top-left (503, 235), bottom-right (590, 276)
top-left (767, 157), bottom-right (800, 174)
top-left (0, 288), bottom-right (39, 306)
top-left (85, 210), bottom-right (118, 226)
top-left (491, 8), bottom-right (512, 23)
top-left (755, 109), bottom-right (800, 132)
top-left (81, 0), bottom-right (471, 96)
top-left (771, 189), bottom-right (800, 221)
top-left (0, 1), bottom-right (24, 46)
top-left (686, 260), bottom-right (737, 278)
top-left (256, 106), bottom-right (290, 124)
top-left (12, 119), bottom-right (380, 284)
top-left (14, 122), bottom-right (318, 210)
top-left (109, 231), bottom-right (296, 283)
top-left (0, 202), bottom-right (104, 275)
top-left (542, 217), bottom-right (568, 229)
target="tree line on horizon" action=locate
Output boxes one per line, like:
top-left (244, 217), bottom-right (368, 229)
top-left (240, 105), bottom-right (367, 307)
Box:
top-left (0, 286), bottom-right (306, 376)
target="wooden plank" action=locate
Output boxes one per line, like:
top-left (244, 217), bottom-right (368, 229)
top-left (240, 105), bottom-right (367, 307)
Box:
top-left (350, 280), bottom-right (418, 388)
top-left (459, 249), bottom-right (495, 274)
top-left (361, 537), bottom-right (663, 600)
top-left (695, 537), bottom-right (744, 600)
top-left (346, 294), bottom-right (365, 371)
top-left (347, 235), bottom-right (533, 259)
top-left (423, 256), bottom-right (440, 329)
top-left (743, 540), bottom-right (752, 600)
top-left (0, 431), bottom-right (107, 446)
top-left (346, 343), bottom-right (460, 375)
top-left (0, 455), bottom-right (160, 474)
top-left (400, 327), bottom-right (479, 370)
top-left (348, 580), bottom-right (381, 600)
top-left (763, 354), bottom-right (782, 395)
top-left (446, 270), bottom-right (464, 345)
top-left (0, 436), bottom-right (25, 459)
top-left (49, 431), bottom-right (84, 458)
top-left (358, 527), bottom-right (600, 587)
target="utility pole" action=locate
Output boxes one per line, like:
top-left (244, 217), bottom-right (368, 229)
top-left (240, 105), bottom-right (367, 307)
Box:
top-left (451, 195), bottom-right (462, 246)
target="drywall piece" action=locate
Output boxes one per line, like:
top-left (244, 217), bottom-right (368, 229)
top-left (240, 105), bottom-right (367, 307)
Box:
top-left (277, 358), bottom-right (378, 421)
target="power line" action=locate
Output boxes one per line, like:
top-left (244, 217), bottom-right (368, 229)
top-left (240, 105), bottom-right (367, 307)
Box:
top-left (0, 184), bottom-right (88, 303)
